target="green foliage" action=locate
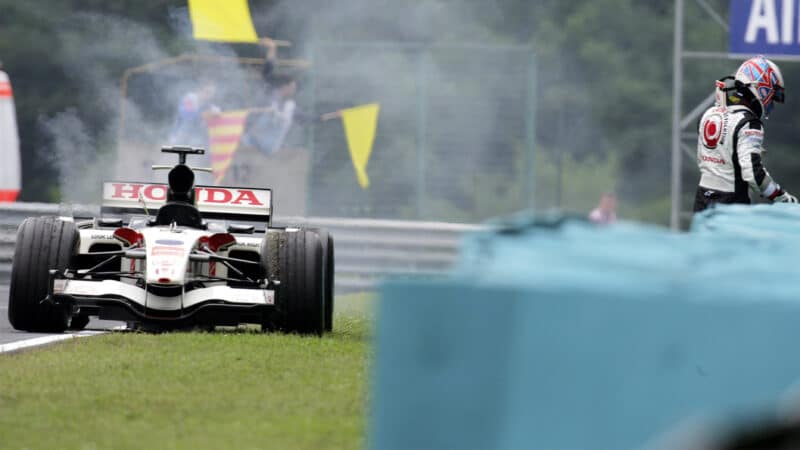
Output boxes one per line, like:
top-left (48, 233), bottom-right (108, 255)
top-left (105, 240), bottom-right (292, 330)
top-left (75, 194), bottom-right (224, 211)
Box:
top-left (0, 0), bottom-right (192, 202)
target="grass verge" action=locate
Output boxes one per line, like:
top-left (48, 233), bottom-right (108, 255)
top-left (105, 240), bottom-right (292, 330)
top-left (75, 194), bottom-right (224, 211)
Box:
top-left (0, 293), bottom-right (373, 450)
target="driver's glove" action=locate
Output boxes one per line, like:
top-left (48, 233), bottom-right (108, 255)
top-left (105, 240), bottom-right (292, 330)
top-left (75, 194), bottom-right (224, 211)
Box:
top-left (774, 191), bottom-right (799, 203)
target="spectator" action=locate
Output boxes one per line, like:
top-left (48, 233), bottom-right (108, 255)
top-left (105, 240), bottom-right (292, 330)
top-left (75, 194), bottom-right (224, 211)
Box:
top-left (168, 81), bottom-right (219, 184)
top-left (589, 193), bottom-right (617, 224)
top-left (237, 38), bottom-right (341, 156)
top-left (260, 37), bottom-right (278, 84)
top-left (238, 75), bottom-right (297, 155)
top-left (168, 81), bottom-right (220, 149)
top-left (240, 74), bottom-right (340, 156)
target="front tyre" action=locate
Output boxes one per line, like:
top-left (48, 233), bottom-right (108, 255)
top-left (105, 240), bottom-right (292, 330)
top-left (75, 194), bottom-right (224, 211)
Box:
top-left (68, 314), bottom-right (90, 331)
top-left (8, 217), bottom-right (78, 332)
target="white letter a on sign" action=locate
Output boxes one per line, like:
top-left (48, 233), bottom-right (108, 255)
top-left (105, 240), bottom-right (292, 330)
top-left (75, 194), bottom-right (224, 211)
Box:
top-left (745, 0), bottom-right (780, 44)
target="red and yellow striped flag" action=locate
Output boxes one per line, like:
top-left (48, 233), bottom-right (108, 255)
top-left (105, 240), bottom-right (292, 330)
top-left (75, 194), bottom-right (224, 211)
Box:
top-left (206, 110), bottom-right (249, 184)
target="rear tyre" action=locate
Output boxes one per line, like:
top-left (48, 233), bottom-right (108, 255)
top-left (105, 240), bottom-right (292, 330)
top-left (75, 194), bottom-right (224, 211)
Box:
top-left (8, 217), bottom-right (78, 332)
top-left (276, 230), bottom-right (325, 335)
top-left (309, 228), bottom-right (335, 332)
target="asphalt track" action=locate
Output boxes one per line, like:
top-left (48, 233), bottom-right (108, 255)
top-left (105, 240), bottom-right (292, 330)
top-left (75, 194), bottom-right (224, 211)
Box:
top-left (0, 284), bottom-right (122, 346)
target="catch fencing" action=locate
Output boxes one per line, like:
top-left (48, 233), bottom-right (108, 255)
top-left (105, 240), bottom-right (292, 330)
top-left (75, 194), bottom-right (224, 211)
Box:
top-left (305, 42), bottom-right (537, 221)
top-left (0, 203), bottom-right (483, 292)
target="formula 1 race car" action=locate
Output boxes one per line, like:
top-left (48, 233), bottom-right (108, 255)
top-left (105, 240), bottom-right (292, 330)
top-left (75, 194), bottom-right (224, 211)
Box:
top-left (7, 147), bottom-right (334, 335)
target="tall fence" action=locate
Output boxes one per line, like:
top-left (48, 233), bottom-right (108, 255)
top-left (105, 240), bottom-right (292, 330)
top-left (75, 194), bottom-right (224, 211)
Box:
top-left (0, 203), bottom-right (483, 292)
top-left (112, 43), bottom-right (537, 223)
top-left (303, 42), bottom-right (537, 222)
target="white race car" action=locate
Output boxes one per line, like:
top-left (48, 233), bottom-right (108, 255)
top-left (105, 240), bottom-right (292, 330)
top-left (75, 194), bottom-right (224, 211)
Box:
top-left (7, 147), bottom-right (333, 335)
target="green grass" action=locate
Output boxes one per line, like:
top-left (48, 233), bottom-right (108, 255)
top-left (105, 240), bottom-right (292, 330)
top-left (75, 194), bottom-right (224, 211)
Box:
top-left (0, 294), bottom-right (373, 450)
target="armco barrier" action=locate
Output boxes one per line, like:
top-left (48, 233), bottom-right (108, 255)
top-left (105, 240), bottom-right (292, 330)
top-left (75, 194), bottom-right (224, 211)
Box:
top-left (372, 205), bottom-right (800, 450)
top-left (0, 203), bottom-right (483, 290)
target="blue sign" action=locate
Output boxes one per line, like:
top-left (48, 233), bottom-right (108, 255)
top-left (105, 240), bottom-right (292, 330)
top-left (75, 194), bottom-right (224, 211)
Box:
top-left (730, 0), bottom-right (800, 55)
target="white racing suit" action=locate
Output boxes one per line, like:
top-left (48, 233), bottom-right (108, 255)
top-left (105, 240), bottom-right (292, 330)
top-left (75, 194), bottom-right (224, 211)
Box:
top-left (694, 104), bottom-right (790, 212)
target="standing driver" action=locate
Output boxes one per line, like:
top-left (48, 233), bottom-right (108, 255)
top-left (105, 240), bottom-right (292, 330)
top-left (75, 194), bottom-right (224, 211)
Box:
top-left (694, 56), bottom-right (797, 212)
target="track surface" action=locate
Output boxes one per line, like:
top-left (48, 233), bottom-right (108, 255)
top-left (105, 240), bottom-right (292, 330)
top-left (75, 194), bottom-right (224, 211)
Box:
top-left (0, 284), bottom-right (122, 345)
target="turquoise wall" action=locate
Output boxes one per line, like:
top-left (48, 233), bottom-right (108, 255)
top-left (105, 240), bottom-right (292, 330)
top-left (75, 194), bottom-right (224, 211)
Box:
top-left (372, 205), bottom-right (800, 450)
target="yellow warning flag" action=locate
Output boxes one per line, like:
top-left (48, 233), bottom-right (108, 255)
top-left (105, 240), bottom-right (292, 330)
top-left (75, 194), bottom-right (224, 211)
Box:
top-left (188, 0), bottom-right (259, 43)
top-left (341, 103), bottom-right (380, 189)
top-left (206, 110), bottom-right (249, 184)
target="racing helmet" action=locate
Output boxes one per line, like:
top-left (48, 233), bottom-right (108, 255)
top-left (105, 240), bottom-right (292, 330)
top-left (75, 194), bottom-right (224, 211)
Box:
top-left (734, 56), bottom-right (785, 118)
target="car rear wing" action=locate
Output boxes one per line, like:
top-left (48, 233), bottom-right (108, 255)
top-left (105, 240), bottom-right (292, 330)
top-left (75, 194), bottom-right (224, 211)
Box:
top-left (101, 182), bottom-right (272, 224)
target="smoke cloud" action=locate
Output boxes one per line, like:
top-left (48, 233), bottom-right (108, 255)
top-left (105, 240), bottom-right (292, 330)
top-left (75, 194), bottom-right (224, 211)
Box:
top-left (39, 10), bottom-right (257, 202)
top-left (38, 1), bottom-right (620, 222)
top-left (250, 0), bottom-right (542, 220)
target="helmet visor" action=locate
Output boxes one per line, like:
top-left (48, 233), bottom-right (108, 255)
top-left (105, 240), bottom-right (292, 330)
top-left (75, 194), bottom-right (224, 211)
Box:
top-left (774, 85), bottom-right (785, 104)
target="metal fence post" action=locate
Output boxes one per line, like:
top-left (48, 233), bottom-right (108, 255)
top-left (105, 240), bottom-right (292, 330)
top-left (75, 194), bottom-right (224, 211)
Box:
top-left (670, 0), bottom-right (685, 230)
top-left (416, 49), bottom-right (430, 219)
top-left (525, 52), bottom-right (537, 209)
top-left (306, 43), bottom-right (318, 216)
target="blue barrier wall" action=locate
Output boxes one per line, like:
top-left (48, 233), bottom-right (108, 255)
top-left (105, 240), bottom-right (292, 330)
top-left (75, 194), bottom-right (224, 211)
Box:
top-left (372, 205), bottom-right (800, 450)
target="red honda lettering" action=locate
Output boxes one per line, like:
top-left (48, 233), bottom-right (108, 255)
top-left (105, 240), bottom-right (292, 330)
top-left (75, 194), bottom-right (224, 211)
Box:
top-left (203, 188), bottom-right (233, 204)
top-left (232, 190), bottom-right (263, 205)
top-left (143, 184), bottom-right (167, 201)
top-left (112, 183), bottom-right (143, 199)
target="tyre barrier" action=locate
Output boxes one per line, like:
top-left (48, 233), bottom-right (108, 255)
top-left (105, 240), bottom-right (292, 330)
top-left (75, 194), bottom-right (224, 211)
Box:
top-left (372, 204), bottom-right (800, 450)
